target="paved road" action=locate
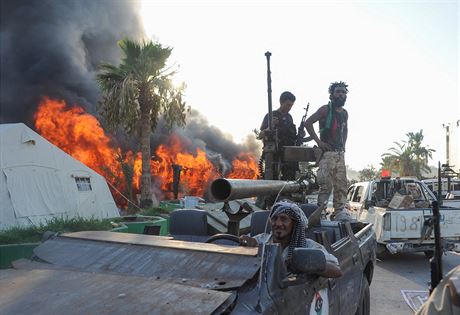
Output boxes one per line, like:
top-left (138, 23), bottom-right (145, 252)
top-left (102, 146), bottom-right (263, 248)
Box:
top-left (370, 251), bottom-right (460, 314)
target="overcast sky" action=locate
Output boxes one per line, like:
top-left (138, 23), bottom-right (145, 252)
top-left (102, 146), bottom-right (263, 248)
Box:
top-left (140, 0), bottom-right (459, 171)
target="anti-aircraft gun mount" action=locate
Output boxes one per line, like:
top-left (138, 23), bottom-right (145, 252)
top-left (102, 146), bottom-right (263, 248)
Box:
top-left (260, 51), bottom-right (318, 181)
top-left (207, 178), bottom-right (314, 235)
top-left (202, 52), bottom-right (320, 236)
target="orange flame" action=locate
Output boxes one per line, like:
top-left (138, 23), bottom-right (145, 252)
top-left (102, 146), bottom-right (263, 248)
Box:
top-left (151, 135), bottom-right (220, 197)
top-left (227, 152), bottom-right (259, 179)
top-left (34, 97), bottom-right (259, 204)
top-left (34, 97), bottom-right (122, 180)
top-left (34, 97), bottom-right (132, 207)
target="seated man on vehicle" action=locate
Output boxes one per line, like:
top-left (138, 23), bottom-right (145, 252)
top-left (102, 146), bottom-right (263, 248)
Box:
top-left (240, 200), bottom-right (343, 278)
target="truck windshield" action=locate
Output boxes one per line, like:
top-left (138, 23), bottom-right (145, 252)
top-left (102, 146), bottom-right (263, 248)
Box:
top-left (373, 179), bottom-right (435, 203)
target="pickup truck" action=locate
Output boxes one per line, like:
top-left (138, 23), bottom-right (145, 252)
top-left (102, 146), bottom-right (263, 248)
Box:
top-left (347, 177), bottom-right (460, 257)
top-left (1, 203), bottom-right (376, 315)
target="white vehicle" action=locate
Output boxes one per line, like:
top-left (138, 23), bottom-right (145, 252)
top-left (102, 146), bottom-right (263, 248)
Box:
top-left (347, 177), bottom-right (460, 257)
top-left (422, 178), bottom-right (460, 198)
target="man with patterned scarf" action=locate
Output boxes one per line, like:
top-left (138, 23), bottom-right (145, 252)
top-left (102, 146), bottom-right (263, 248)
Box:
top-left (304, 81), bottom-right (352, 224)
top-left (240, 200), bottom-right (342, 278)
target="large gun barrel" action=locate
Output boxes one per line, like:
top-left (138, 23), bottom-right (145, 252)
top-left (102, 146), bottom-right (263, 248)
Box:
top-left (210, 178), bottom-right (306, 201)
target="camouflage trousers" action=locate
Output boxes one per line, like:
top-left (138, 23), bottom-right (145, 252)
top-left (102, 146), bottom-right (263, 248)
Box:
top-left (317, 151), bottom-right (348, 215)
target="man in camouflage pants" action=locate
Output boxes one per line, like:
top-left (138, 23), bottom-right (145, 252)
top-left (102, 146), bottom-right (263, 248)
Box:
top-left (304, 81), bottom-right (352, 223)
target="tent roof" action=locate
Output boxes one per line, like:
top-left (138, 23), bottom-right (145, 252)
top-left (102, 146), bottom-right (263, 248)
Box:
top-left (0, 123), bottom-right (119, 229)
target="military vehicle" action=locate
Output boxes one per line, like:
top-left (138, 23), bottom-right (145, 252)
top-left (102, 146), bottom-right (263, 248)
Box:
top-left (1, 177), bottom-right (376, 315)
top-left (0, 52), bottom-right (376, 314)
top-left (347, 177), bottom-right (460, 257)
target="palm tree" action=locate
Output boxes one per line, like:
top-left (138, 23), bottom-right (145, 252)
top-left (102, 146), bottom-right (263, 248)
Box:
top-left (381, 130), bottom-right (434, 178)
top-left (97, 39), bottom-right (187, 208)
top-left (407, 130), bottom-right (435, 176)
top-left (358, 165), bottom-right (378, 181)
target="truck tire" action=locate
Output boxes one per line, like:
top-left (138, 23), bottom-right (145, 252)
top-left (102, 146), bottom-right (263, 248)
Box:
top-left (376, 244), bottom-right (387, 260)
top-left (355, 276), bottom-right (370, 315)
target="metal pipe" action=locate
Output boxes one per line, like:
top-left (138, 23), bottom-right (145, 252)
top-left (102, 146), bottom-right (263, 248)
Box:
top-left (437, 162), bottom-right (442, 206)
top-left (172, 164), bottom-right (182, 200)
top-left (210, 178), bottom-right (305, 201)
top-left (430, 200), bottom-right (443, 292)
top-left (265, 51), bottom-right (273, 131)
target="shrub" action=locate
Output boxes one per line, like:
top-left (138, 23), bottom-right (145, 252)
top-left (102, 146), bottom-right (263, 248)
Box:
top-left (0, 216), bottom-right (113, 245)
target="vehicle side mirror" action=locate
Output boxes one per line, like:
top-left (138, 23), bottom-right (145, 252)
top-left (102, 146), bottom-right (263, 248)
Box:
top-left (290, 248), bottom-right (326, 274)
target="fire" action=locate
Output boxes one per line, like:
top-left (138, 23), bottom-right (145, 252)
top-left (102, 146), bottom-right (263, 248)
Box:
top-left (34, 97), bottom-right (130, 206)
top-left (227, 153), bottom-right (259, 179)
top-left (152, 135), bottom-right (219, 197)
top-left (151, 135), bottom-right (259, 197)
top-left (34, 97), bottom-right (122, 181)
top-left (34, 97), bottom-right (259, 204)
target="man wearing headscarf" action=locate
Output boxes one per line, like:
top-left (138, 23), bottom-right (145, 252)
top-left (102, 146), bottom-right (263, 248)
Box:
top-left (240, 200), bottom-right (342, 278)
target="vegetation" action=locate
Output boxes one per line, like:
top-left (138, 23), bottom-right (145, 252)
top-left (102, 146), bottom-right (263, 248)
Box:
top-left (381, 130), bottom-right (435, 178)
top-left (358, 165), bottom-right (378, 181)
top-left (0, 217), bottom-right (113, 245)
top-left (97, 39), bottom-right (187, 208)
top-left (140, 207), bottom-right (167, 217)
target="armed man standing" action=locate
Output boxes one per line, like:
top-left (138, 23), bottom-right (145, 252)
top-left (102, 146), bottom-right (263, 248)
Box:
top-left (304, 81), bottom-right (352, 223)
top-left (259, 91), bottom-right (298, 180)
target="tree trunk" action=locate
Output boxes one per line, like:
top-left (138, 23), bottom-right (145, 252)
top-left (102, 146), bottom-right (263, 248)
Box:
top-left (139, 89), bottom-right (153, 209)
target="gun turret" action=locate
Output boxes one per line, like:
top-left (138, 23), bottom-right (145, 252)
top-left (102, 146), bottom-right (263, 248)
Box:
top-left (210, 178), bottom-right (309, 202)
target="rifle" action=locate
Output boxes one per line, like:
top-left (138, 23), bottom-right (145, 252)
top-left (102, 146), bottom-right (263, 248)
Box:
top-left (295, 103), bottom-right (313, 146)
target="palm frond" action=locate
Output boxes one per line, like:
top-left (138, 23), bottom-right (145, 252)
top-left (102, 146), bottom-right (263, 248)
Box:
top-left (118, 38), bottom-right (142, 69)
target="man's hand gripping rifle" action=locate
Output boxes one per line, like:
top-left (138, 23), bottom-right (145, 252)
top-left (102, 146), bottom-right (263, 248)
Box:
top-left (295, 103), bottom-right (313, 146)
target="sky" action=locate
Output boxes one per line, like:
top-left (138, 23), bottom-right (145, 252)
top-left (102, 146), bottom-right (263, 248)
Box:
top-left (139, 0), bottom-right (459, 171)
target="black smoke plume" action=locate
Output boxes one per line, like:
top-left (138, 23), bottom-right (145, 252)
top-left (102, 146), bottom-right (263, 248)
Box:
top-left (153, 109), bottom-right (261, 174)
top-left (0, 0), bottom-right (144, 124)
top-left (0, 0), bottom-right (261, 174)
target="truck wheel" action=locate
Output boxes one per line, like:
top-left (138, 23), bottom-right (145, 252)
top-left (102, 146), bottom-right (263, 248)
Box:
top-left (355, 276), bottom-right (370, 315)
top-left (376, 244), bottom-right (387, 260)
top-left (424, 250), bottom-right (434, 259)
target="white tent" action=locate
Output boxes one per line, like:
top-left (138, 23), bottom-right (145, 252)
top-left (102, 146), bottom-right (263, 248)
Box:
top-left (0, 123), bottom-right (119, 230)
